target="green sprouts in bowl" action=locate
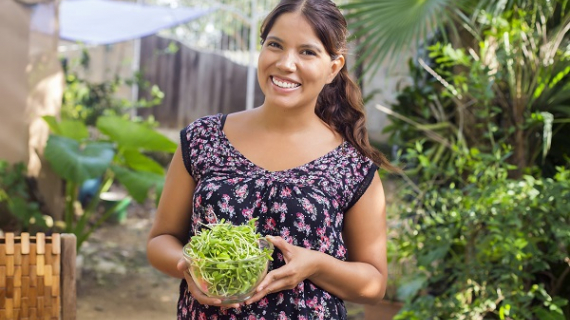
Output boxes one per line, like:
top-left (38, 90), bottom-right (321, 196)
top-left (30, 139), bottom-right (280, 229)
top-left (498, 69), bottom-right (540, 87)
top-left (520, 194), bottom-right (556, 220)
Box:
top-left (182, 219), bottom-right (274, 303)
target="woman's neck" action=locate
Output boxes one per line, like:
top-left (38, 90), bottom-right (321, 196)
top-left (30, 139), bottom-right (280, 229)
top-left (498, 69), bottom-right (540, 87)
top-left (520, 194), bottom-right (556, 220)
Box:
top-left (253, 103), bottom-right (322, 134)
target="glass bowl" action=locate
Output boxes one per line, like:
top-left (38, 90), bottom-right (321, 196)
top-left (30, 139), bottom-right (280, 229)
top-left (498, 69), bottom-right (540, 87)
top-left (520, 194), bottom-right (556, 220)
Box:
top-left (182, 238), bottom-right (274, 303)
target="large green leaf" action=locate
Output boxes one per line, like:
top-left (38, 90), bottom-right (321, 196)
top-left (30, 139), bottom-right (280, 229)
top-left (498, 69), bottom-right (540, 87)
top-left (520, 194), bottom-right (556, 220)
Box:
top-left (42, 116), bottom-right (89, 142)
top-left (96, 116), bottom-right (176, 153)
top-left (342, 0), bottom-right (454, 78)
top-left (121, 148), bottom-right (165, 175)
top-left (44, 135), bottom-right (114, 184)
top-left (58, 121), bottom-right (89, 141)
top-left (42, 115), bottom-right (60, 133)
top-left (111, 165), bottom-right (165, 203)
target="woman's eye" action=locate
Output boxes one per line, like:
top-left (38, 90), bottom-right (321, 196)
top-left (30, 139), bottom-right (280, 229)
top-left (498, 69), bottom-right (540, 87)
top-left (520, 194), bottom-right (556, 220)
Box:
top-left (267, 42), bottom-right (282, 49)
top-left (301, 50), bottom-right (316, 56)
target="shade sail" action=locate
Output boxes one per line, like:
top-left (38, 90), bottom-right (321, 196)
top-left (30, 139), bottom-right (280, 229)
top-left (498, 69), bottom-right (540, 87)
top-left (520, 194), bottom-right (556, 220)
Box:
top-left (59, 0), bottom-right (215, 45)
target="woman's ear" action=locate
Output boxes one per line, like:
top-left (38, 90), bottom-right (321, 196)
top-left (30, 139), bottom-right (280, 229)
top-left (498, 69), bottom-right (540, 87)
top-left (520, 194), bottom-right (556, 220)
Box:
top-left (326, 55), bottom-right (345, 84)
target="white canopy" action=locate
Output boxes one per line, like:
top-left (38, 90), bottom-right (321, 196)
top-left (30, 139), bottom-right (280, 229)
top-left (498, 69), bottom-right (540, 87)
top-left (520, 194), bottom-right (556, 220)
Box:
top-left (58, 0), bottom-right (214, 45)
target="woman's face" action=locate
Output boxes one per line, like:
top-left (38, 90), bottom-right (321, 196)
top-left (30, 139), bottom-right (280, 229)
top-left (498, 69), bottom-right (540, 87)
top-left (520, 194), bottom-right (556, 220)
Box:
top-left (257, 11), bottom-right (344, 111)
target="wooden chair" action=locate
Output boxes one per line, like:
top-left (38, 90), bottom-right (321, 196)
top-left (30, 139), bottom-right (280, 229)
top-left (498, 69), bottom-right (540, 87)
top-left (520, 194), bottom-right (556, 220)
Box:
top-left (0, 233), bottom-right (76, 320)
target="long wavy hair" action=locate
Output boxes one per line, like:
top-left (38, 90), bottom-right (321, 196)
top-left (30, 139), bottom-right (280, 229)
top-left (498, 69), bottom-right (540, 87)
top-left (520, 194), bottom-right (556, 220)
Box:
top-left (260, 0), bottom-right (397, 172)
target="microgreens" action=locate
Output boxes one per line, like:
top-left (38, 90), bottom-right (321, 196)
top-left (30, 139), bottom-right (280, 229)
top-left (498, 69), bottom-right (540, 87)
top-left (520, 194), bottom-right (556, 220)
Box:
top-left (184, 218), bottom-right (274, 298)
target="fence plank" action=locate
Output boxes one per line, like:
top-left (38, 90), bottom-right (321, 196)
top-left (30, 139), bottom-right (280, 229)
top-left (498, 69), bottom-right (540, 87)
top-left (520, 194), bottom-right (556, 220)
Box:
top-left (60, 234), bottom-right (76, 320)
top-left (139, 35), bottom-right (265, 130)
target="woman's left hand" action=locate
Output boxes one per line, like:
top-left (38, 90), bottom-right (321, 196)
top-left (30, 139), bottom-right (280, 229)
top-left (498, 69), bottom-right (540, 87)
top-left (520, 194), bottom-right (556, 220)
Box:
top-left (245, 235), bottom-right (320, 305)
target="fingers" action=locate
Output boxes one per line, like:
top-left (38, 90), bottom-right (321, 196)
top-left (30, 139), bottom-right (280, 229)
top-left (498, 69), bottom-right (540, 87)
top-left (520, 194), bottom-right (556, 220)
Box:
top-left (176, 258), bottom-right (188, 272)
top-left (266, 235), bottom-right (293, 262)
top-left (256, 267), bottom-right (295, 292)
top-left (245, 277), bottom-right (299, 305)
top-left (266, 235), bottom-right (287, 251)
top-left (244, 268), bottom-right (299, 305)
top-left (254, 270), bottom-right (277, 295)
top-left (244, 271), bottom-right (279, 305)
top-left (182, 266), bottom-right (241, 308)
top-left (244, 286), bottom-right (271, 304)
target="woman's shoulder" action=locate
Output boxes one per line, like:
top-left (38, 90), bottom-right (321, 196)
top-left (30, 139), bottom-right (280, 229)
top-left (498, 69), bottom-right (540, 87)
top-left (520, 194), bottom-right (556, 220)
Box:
top-left (342, 142), bottom-right (376, 167)
top-left (180, 114), bottom-right (224, 146)
top-left (183, 110), bottom-right (253, 132)
top-left (183, 113), bottom-right (224, 131)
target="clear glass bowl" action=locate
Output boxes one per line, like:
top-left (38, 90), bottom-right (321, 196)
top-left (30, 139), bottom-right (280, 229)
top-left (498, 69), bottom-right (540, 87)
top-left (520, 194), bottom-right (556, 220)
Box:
top-left (182, 238), bottom-right (274, 303)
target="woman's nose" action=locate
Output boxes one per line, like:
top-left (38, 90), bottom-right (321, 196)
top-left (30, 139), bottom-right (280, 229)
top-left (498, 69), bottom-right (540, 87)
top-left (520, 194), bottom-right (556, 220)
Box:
top-left (276, 52), bottom-right (296, 72)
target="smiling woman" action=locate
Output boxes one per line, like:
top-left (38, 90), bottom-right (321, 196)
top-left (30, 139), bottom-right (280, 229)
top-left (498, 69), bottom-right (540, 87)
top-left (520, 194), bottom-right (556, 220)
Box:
top-left (257, 11), bottom-right (344, 114)
top-left (146, 1), bottom-right (397, 319)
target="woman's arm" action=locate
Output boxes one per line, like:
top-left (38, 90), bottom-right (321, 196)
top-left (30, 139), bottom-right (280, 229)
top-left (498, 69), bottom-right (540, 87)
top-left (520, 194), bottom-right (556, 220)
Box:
top-left (146, 146), bottom-right (195, 279)
top-left (147, 146), bottom-right (243, 308)
top-left (309, 172), bottom-right (387, 304)
top-left (245, 172), bottom-right (388, 305)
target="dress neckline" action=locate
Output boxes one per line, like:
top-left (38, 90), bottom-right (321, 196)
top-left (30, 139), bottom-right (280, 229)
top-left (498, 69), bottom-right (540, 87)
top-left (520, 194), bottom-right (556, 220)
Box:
top-left (217, 113), bottom-right (346, 174)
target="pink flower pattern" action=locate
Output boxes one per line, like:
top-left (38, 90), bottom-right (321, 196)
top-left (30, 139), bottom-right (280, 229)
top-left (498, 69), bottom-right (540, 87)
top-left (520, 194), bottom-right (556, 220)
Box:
top-left (177, 114), bottom-right (377, 319)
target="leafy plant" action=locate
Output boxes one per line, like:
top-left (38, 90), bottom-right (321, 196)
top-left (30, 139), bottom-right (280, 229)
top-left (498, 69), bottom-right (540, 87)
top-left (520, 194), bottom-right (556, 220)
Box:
top-left (392, 146), bottom-right (570, 319)
top-left (341, 0), bottom-right (563, 79)
top-left (43, 115), bottom-right (176, 250)
top-left (61, 49), bottom-right (164, 126)
top-left (0, 161), bottom-right (51, 232)
top-left (43, 49), bottom-right (175, 250)
top-left (346, 1), bottom-right (570, 319)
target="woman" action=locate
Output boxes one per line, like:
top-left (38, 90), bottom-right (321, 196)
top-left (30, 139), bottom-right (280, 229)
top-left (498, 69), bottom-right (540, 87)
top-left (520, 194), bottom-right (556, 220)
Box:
top-left (147, 0), bottom-right (394, 319)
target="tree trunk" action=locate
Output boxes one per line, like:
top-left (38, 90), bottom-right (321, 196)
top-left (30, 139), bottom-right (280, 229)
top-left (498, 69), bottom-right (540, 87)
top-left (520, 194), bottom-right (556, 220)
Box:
top-left (510, 96), bottom-right (527, 179)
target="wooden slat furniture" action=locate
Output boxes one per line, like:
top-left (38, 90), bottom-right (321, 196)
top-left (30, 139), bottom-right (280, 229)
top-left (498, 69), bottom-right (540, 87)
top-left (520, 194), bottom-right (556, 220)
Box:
top-left (0, 233), bottom-right (76, 320)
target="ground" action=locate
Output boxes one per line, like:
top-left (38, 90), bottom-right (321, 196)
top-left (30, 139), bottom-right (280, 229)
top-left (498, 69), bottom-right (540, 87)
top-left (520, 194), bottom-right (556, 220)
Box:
top-left (77, 201), bottom-right (180, 320)
top-left (76, 201), bottom-right (366, 320)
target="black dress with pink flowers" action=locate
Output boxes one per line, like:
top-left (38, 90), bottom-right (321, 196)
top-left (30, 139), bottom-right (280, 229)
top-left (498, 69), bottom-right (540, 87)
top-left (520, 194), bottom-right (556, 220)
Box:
top-left (178, 114), bottom-right (378, 320)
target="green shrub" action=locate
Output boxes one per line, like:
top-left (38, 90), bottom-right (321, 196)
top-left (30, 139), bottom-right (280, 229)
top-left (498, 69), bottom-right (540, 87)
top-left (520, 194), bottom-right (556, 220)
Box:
top-left (391, 146), bottom-right (569, 319)
top-left (0, 161), bottom-right (51, 232)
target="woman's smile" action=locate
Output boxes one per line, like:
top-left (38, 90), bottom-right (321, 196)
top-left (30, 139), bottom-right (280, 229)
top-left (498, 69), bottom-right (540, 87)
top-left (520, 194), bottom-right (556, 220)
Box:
top-left (271, 76), bottom-right (301, 90)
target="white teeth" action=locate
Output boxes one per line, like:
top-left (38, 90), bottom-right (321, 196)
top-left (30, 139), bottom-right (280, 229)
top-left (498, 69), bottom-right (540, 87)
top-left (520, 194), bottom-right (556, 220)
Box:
top-left (272, 77), bottom-right (300, 89)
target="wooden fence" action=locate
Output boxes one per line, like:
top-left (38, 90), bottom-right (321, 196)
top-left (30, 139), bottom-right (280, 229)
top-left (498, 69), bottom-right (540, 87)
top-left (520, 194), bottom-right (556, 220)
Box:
top-left (138, 35), bottom-right (265, 129)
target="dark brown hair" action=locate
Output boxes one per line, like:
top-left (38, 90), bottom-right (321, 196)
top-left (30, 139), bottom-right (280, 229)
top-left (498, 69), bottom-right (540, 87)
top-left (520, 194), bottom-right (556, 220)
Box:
top-left (260, 0), bottom-right (398, 172)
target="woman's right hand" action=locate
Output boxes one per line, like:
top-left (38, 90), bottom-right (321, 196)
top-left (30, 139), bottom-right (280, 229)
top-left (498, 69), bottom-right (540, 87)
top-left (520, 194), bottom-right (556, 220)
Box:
top-left (176, 258), bottom-right (241, 308)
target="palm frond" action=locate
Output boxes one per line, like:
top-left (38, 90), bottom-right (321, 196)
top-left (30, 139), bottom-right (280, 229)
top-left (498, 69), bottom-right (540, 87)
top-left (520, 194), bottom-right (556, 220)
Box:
top-left (342, 0), bottom-right (455, 79)
top-left (342, 0), bottom-right (569, 80)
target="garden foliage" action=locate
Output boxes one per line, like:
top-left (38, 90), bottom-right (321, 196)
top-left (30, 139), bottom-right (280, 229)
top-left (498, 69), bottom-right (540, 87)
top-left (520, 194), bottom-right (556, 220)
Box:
top-left (40, 51), bottom-right (175, 250)
top-left (0, 161), bottom-right (49, 232)
top-left (344, 0), bottom-right (570, 318)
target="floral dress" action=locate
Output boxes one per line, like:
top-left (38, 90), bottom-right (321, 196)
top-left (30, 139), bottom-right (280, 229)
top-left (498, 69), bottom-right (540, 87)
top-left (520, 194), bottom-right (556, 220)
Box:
top-left (178, 114), bottom-right (378, 320)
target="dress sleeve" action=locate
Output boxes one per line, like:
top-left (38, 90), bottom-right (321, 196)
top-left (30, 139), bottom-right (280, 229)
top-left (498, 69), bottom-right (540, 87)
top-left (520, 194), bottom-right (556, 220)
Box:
top-left (179, 122), bottom-right (197, 181)
top-left (344, 161), bottom-right (378, 211)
